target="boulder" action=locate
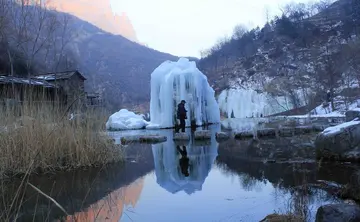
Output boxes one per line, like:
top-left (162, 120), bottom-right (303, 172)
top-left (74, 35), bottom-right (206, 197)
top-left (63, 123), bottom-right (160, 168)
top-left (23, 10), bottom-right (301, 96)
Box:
top-left (257, 128), bottom-right (276, 138)
top-left (346, 109), bottom-right (360, 122)
top-left (315, 121), bottom-right (360, 162)
top-left (173, 133), bottom-right (190, 141)
top-left (315, 203), bottom-right (360, 222)
top-left (215, 132), bottom-right (230, 141)
top-left (234, 131), bottom-right (254, 139)
top-left (194, 130), bottom-right (211, 140)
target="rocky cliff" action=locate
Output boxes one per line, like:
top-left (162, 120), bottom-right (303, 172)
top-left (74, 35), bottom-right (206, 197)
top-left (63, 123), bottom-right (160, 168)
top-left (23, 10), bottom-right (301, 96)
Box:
top-left (45, 0), bottom-right (138, 42)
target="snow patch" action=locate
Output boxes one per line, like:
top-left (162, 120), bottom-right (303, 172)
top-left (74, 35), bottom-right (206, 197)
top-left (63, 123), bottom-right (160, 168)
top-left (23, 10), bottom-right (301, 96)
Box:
top-left (148, 58), bottom-right (220, 129)
top-left (321, 120), bottom-right (360, 136)
top-left (106, 109), bottom-right (148, 130)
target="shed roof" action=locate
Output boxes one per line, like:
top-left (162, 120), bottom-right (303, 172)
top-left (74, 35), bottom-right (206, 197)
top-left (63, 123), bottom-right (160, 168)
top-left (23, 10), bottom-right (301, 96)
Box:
top-left (0, 76), bottom-right (57, 88)
top-left (34, 70), bottom-right (86, 81)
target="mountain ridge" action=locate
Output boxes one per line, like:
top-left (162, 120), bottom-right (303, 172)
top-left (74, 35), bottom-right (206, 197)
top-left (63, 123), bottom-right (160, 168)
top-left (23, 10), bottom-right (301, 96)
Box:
top-left (43, 0), bottom-right (139, 42)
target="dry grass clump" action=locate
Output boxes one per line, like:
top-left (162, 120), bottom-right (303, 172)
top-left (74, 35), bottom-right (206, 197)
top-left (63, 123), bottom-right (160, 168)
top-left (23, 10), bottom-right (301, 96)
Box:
top-left (0, 96), bottom-right (123, 177)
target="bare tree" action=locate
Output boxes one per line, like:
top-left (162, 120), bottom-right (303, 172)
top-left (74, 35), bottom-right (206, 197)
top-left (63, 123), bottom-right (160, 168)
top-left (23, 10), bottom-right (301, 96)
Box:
top-left (263, 5), bottom-right (271, 23)
top-left (0, 0), bottom-right (69, 76)
top-left (232, 24), bottom-right (247, 40)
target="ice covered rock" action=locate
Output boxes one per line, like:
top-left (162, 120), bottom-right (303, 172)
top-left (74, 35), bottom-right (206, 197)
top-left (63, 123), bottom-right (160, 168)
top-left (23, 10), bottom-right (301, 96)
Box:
top-left (106, 109), bottom-right (149, 130)
top-left (315, 120), bottom-right (360, 161)
top-left (148, 58), bottom-right (220, 129)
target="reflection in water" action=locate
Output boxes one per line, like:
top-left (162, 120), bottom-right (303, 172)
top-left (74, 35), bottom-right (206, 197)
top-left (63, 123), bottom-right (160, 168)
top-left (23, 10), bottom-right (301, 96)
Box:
top-left (4, 124), bottom-right (360, 222)
top-left (152, 127), bottom-right (219, 195)
top-left (64, 177), bottom-right (145, 222)
top-left (177, 145), bottom-right (190, 177)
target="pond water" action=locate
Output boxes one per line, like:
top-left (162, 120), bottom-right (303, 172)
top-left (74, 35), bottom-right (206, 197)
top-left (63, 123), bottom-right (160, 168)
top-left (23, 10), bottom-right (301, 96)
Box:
top-left (2, 119), bottom-right (358, 222)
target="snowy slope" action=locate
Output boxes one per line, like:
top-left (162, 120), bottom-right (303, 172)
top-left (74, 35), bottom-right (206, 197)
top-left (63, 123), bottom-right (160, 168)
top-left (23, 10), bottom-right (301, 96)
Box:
top-left (199, 0), bottom-right (360, 118)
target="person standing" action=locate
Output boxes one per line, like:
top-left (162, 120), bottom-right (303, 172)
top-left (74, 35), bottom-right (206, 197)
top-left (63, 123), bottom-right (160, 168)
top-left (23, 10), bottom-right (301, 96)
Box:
top-left (176, 100), bottom-right (187, 132)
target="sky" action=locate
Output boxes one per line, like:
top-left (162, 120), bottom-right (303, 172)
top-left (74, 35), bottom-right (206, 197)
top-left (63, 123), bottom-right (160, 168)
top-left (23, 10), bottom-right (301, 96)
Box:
top-left (110, 0), bottom-right (318, 57)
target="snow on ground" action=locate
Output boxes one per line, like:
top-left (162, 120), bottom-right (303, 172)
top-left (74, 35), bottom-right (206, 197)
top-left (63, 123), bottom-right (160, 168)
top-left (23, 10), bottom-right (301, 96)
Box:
top-left (289, 98), bottom-right (360, 118)
top-left (321, 120), bottom-right (360, 136)
top-left (106, 109), bottom-right (149, 130)
top-left (148, 58), bottom-right (220, 129)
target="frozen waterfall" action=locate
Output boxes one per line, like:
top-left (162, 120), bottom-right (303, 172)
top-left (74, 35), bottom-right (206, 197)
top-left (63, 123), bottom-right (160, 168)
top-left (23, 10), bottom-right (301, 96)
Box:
top-left (147, 58), bottom-right (220, 129)
top-left (218, 88), bottom-right (305, 118)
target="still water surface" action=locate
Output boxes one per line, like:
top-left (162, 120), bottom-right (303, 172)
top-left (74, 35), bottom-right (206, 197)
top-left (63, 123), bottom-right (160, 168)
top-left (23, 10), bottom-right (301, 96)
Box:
top-left (77, 125), bottom-right (338, 222)
top-left (4, 121), bottom-right (356, 222)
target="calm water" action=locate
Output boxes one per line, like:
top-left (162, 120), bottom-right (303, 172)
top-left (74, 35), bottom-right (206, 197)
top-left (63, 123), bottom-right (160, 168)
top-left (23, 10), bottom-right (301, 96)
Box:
top-left (3, 121), bottom-right (358, 222)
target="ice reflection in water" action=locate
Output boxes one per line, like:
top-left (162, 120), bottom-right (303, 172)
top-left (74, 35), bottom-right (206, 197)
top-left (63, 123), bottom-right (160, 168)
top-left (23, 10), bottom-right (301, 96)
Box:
top-left (151, 127), bottom-right (219, 194)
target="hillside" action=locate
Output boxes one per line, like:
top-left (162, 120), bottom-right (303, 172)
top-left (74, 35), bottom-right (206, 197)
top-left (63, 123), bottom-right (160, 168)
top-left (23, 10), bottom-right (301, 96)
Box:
top-left (0, 2), bottom-right (178, 112)
top-left (66, 17), bottom-right (178, 110)
top-left (199, 0), bottom-right (360, 118)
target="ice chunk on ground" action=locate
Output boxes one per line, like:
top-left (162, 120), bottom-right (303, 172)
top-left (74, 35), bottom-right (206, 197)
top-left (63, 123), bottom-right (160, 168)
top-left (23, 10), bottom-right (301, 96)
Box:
top-left (106, 109), bottom-right (149, 130)
top-left (148, 58), bottom-right (220, 129)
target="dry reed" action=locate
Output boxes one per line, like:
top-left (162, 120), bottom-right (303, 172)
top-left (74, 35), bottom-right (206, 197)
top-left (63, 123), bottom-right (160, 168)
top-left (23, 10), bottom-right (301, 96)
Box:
top-left (0, 87), bottom-right (123, 177)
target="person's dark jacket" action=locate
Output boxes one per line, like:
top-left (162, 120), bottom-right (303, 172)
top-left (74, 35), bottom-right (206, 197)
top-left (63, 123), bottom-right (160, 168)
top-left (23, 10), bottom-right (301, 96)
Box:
top-left (177, 103), bottom-right (187, 119)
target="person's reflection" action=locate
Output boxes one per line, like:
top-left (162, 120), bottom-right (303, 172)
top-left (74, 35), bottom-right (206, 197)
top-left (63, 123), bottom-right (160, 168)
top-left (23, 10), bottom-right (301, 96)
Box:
top-left (176, 145), bottom-right (190, 177)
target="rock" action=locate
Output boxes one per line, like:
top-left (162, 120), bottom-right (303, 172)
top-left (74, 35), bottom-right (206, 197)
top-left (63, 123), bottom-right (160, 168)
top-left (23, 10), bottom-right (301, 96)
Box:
top-left (260, 213), bottom-right (303, 222)
top-left (234, 131), bottom-right (254, 139)
top-left (173, 133), bottom-right (190, 141)
top-left (139, 135), bottom-right (167, 143)
top-left (294, 126), bottom-right (313, 135)
top-left (315, 121), bottom-right (360, 162)
top-left (257, 128), bottom-right (276, 138)
top-left (278, 127), bottom-right (294, 137)
top-left (313, 125), bottom-right (327, 132)
top-left (343, 149), bottom-right (360, 161)
top-left (315, 204), bottom-right (360, 222)
top-left (215, 132), bottom-right (230, 141)
top-left (346, 110), bottom-right (360, 122)
top-left (194, 130), bottom-right (211, 140)
top-left (121, 135), bottom-right (167, 144)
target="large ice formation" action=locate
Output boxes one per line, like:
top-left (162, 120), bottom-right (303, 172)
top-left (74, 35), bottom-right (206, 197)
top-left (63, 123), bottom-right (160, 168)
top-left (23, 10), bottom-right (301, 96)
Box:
top-left (147, 58), bottom-right (220, 129)
top-left (151, 126), bottom-right (219, 194)
top-left (218, 88), bottom-right (307, 118)
top-left (106, 109), bottom-right (149, 130)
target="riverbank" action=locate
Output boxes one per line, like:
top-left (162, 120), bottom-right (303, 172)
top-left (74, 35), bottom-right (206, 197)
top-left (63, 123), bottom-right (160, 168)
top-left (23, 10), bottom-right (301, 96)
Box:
top-left (0, 101), bottom-right (124, 178)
